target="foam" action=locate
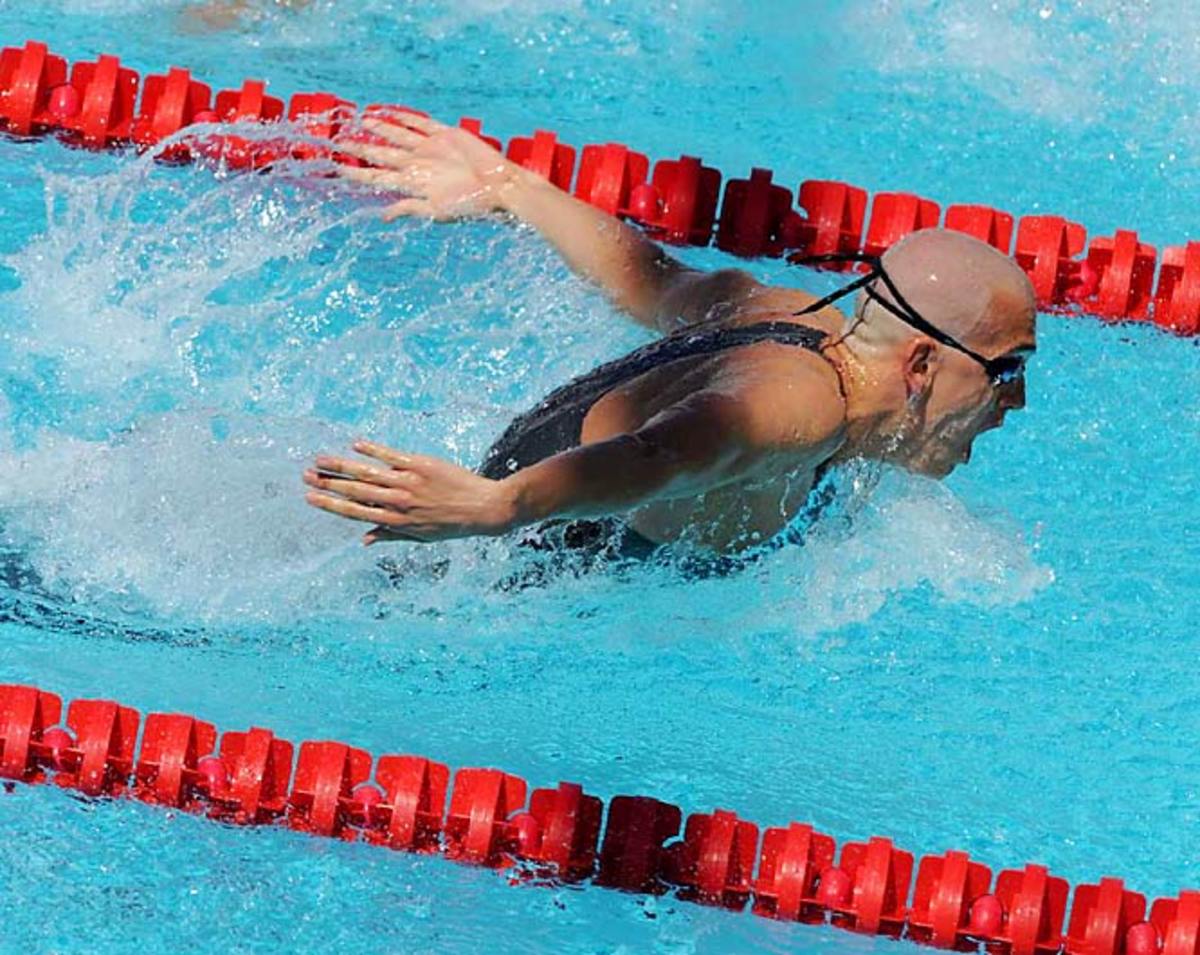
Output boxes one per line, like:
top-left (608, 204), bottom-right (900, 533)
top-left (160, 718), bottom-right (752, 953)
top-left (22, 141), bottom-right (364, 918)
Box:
top-left (782, 469), bottom-right (1054, 632)
top-left (844, 0), bottom-right (1200, 126)
top-left (3, 141), bottom-right (368, 433)
top-left (593, 468), bottom-right (1055, 644)
top-left (0, 410), bottom-right (372, 623)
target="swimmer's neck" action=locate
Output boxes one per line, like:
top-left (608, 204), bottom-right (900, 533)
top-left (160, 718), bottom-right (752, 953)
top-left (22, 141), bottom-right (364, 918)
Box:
top-left (819, 337), bottom-right (908, 465)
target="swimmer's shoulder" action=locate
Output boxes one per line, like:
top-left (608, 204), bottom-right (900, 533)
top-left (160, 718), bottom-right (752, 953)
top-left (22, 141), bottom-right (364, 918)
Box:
top-left (715, 339), bottom-right (849, 457)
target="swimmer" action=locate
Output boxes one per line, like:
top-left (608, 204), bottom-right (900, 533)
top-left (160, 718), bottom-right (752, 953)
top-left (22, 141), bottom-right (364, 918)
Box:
top-left (303, 114), bottom-right (1036, 560)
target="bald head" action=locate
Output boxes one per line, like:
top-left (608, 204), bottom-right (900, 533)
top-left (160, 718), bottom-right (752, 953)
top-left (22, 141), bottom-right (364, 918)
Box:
top-left (861, 229), bottom-right (1037, 356)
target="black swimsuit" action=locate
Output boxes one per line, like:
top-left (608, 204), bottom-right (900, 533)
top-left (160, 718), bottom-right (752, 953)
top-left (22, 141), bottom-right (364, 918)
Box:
top-left (478, 320), bottom-right (832, 573)
top-left (479, 320), bottom-right (827, 479)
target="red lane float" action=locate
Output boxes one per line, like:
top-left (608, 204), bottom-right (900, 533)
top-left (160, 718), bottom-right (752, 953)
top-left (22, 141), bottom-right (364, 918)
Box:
top-left (716, 168), bottom-right (794, 258)
top-left (784, 179), bottom-right (869, 266)
top-left (134, 712), bottom-right (217, 808)
top-left (131, 67), bottom-right (211, 153)
top-left (862, 192), bottom-right (941, 260)
top-left (752, 822), bottom-right (837, 922)
top-left (596, 794), bottom-right (682, 893)
top-left (288, 90), bottom-right (355, 161)
top-left (369, 754), bottom-right (449, 852)
top-left (507, 129), bottom-right (575, 191)
top-left (1154, 243), bottom-right (1200, 335)
top-left (214, 726), bottom-right (293, 823)
top-left (0, 41), bottom-right (69, 135)
top-left (0, 682), bottom-right (1196, 954)
top-left (831, 837), bottom-right (913, 936)
top-left (1014, 215), bottom-right (1088, 308)
top-left (1151, 890), bottom-right (1200, 955)
top-left (1066, 878), bottom-right (1146, 955)
top-left (214, 78), bottom-right (283, 123)
top-left (574, 142), bottom-right (650, 217)
top-left (207, 79), bottom-right (286, 168)
top-left (288, 739), bottom-right (372, 838)
top-left (633, 154), bottom-right (722, 245)
top-left (662, 808), bottom-right (759, 908)
top-left (907, 849), bottom-right (992, 949)
top-left (444, 767), bottom-right (526, 866)
top-left (1072, 229), bottom-right (1157, 321)
top-left (60, 54), bottom-right (139, 148)
top-left (0, 684), bottom-right (63, 782)
top-left (513, 781), bottom-right (604, 878)
top-left (944, 204), bottom-right (1015, 253)
top-left (4, 37), bottom-right (1199, 339)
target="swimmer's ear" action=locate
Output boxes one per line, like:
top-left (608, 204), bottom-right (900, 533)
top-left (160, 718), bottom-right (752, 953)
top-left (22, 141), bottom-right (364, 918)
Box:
top-left (901, 339), bottom-right (937, 399)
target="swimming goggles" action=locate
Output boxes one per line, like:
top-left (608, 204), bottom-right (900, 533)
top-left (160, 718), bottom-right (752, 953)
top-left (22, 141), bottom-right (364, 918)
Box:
top-left (790, 252), bottom-right (1028, 387)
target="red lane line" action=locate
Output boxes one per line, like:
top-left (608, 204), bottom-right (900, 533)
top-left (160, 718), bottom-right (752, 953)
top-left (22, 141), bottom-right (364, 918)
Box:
top-left (0, 682), bottom-right (1192, 954)
top-left (3, 39), bottom-right (1200, 335)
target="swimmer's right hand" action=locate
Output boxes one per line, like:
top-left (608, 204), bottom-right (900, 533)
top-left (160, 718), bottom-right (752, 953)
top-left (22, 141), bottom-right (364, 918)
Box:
top-left (334, 113), bottom-right (524, 222)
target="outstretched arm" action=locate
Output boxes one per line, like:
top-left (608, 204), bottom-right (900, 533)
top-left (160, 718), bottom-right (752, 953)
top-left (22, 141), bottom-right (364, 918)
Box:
top-left (337, 113), bottom-right (762, 331)
top-left (303, 394), bottom-right (750, 544)
top-left (304, 377), bottom-right (842, 544)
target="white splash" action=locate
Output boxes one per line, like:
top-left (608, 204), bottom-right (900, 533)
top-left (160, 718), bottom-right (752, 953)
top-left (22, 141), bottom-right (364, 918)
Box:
top-left (0, 136), bottom-right (633, 626)
top-left (3, 142), bottom-right (374, 431)
top-left (0, 410), bottom-right (383, 623)
top-left (615, 469), bottom-right (1055, 641)
top-left (788, 470), bottom-right (1053, 630)
top-left (842, 0), bottom-right (1200, 125)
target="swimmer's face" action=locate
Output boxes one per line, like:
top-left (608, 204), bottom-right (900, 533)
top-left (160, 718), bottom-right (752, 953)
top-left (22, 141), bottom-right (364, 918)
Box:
top-left (852, 228), bottom-right (1038, 477)
top-left (905, 345), bottom-right (1032, 477)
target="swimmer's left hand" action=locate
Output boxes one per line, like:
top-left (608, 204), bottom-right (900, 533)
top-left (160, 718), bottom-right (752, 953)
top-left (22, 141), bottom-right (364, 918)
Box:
top-left (303, 440), bottom-right (517, 544)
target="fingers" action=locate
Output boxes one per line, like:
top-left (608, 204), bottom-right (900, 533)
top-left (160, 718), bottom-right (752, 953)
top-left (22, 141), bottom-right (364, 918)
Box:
top-left (306, 493), bottom-right (437, 544)
top-left (362, 117), bottom-right (429, 149)
top-left (305, 442), bottom-right (448, 540)
top-left (366, 113), bottom-right (444, 138)
top-left (303, 470), bottom-right (412, 508)
top-left (335, 139), bottom-right (410, 168)
top-left (351, 439), bottom-right (440, 472)
top-left (313, 455), bottom-right (411, 486)
top-left (335, 165), bottom-right (438, 219)
top-left (338, 165), bottom-right (406, 188)
top-left (382, 198), bottom-right (436, 221)
top-left (309, 444), bottom-right (433, 481)
top-left (364, 526), bottom-right (424, 545)
top-left (338, 156), bottom-right (435, 188)
top-left (305, 491), bottom-right (404, 526)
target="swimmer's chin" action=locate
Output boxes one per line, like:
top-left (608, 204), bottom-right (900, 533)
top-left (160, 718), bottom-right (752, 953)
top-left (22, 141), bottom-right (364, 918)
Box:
top-left (902, 454), bottom-right (965, 480)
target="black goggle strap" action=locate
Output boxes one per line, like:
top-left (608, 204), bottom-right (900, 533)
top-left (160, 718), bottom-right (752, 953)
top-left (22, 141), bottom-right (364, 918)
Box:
top-left (790, 251), bottom-right (1018, 382)
top-left (790, 253), bottom-right (883, 317)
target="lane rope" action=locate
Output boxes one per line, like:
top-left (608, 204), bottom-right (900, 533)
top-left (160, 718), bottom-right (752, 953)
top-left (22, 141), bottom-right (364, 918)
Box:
top-left (2, 39), bottom-right (1197, 334)
top-left (0, 681), bottom-right (1192, 955)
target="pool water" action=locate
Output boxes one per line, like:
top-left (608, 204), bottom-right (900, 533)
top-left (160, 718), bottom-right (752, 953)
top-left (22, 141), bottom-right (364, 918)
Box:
top-left (1, 1), bottom-right (1199, 952)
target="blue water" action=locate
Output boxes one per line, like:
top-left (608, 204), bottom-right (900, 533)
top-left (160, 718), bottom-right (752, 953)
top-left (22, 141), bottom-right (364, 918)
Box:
top-left (1, 2), bottom-right (1199, 952)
